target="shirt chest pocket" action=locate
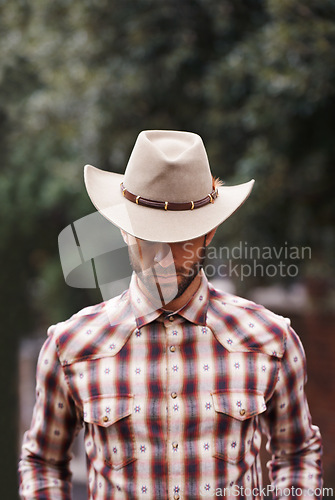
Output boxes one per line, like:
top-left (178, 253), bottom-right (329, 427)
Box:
top-left (211, 390), bottom-right (267, 464)
top-left (82, 394), bottom-right (137, 470)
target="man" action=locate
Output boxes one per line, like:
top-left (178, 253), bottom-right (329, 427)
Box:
top-left (19, 131), bottom-right (322, 499)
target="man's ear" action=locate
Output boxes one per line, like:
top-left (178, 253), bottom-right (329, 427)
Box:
top-left (121, 230), bottom-right (138, 248)
top-left (205, 227), bottom-right (217, 247)
top-left (120, 229), bottom-right (129, 245)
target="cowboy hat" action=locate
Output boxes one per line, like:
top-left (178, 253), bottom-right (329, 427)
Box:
top-left (84, 130), bottom-right (254, 243)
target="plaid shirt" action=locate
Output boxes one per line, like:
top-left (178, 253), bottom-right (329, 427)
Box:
top-left (19, 272), bottom-right (322, 499)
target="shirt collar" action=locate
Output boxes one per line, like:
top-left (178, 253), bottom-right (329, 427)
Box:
top-left (129, 270), bottom-right (209, 328)
top-left (177, 270), bottom-right (209, 326)
top-left (128, 273), bottom-right (164, 328)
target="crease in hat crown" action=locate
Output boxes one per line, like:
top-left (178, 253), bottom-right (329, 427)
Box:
top-left (123, 130), bottom-right (213, 203)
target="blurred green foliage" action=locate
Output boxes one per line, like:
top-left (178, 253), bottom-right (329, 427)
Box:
top-left (1, 0), bottom-right (335, 495)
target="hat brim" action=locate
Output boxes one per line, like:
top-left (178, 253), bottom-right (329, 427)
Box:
top-left (84, 165), bottom-right (254, 243)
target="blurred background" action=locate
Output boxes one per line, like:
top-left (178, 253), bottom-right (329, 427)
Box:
top-left (1, 0), bottom-right (334, 498)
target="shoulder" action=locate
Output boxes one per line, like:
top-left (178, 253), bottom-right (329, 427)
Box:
top-left (207, 283), bottom-right (292, 358)
top-left (47, 290), bottom-right (136, 365)
top-left (47, 299), bottom-right (109, 340)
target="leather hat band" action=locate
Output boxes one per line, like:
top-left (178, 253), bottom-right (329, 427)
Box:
top-left (120, 183), bottom-right (218, 211)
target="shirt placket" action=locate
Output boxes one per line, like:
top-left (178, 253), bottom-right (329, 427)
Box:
top-left (164, 315), bottom-right (185, 500)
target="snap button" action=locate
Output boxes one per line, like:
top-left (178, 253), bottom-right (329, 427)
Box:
top-left (169, 316), bottom-right (175, 322)
top-left (239, 409), bottom-right (246, 416)
top-left (170, 345), bottom-right (176, 352)
top-left (174, 494), bottom-right (180, 500)
top-left (102, 416), bottom-right (109, 422)
top-left (172, 441), bottom-right (178, 449)
top-left (171, 392), bottom-right (177, 399)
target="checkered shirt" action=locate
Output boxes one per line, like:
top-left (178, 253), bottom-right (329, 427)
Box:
top-left (19, 272), bottom-right (322, 499)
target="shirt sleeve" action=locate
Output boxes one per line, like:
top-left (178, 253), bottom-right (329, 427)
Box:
top-left (260, 324), bottom-right (323, 499)
top-left (18, 329), bottom-right (82, 499)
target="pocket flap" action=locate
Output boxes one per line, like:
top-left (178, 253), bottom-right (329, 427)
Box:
top-left (83, 394), bottom-right (134, 427)
top-left (211, 390), bottom-right (266, 421)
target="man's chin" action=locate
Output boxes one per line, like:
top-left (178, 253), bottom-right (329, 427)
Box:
top-left (137, 276), bottom-right (178, 306)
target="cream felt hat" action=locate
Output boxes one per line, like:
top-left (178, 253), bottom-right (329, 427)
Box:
top-left (84, 130), bottom-right (254, 243)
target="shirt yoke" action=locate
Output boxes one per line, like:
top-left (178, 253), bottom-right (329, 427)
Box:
top-left (48, 290), bottom-right (137, 366)
top-left (207, 284), bottom-right (290, 358)
top-left (48, 283), bottom-right (291, 367)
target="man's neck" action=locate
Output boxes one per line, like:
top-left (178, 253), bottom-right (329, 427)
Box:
top-left (136, 272), bottom-right (202, 313)
top-left (162, 273), bottom-right (202, 312)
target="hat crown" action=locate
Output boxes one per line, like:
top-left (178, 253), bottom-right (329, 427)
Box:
top-left (124, 130), bottom-right (213, 203)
